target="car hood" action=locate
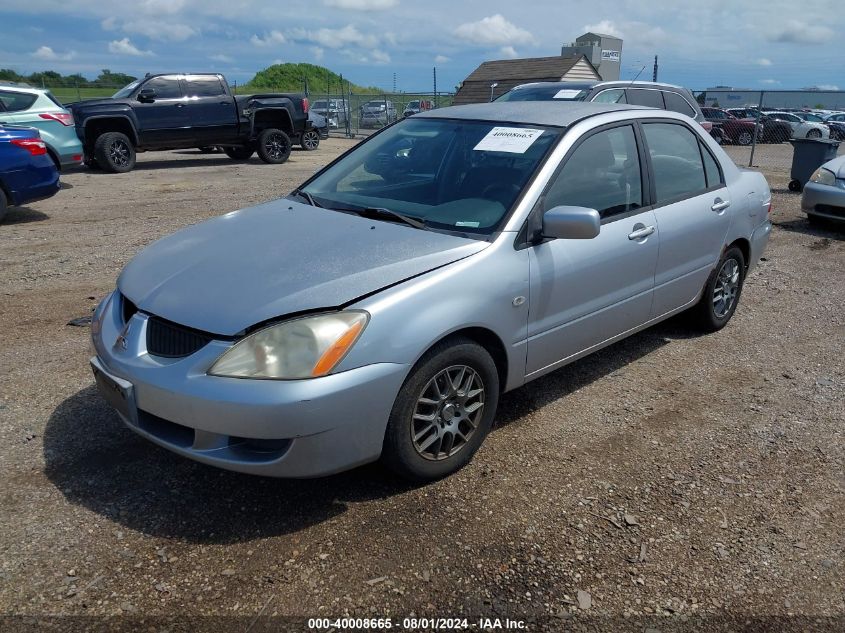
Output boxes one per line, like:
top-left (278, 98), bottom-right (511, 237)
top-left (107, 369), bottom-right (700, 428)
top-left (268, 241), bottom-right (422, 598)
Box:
top-left (68, 97), bottom-right (127, 110)
top-left (118, 199), bottom-right (488, 336)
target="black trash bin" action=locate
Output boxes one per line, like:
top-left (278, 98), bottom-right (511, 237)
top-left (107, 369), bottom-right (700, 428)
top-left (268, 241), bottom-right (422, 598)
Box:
top-left (788, 138), bottom-right (840, 191)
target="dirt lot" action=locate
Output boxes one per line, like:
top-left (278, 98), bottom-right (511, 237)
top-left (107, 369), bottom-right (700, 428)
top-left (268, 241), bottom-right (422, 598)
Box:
top-left (0, 141), bottom-right (843, 632)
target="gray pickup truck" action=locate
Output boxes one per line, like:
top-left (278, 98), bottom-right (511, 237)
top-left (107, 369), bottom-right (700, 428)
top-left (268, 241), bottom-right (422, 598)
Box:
top-left (69, 73), bottom-right (311, 172)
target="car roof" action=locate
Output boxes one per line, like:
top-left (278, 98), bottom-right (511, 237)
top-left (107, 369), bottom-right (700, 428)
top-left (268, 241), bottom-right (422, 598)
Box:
top-left (0, 84), bottom-right (45, 95)
top-left (592, 80), bottom-right (691, 92)
top-left (416, 101), bottom-right (650, 128)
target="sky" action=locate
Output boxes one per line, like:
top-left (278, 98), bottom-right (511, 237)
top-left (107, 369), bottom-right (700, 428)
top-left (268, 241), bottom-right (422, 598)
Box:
top-left (1, 0), bottom-right (842, 93)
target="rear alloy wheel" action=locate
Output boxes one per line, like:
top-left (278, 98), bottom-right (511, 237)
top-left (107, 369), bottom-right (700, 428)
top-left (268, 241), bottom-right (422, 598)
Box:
top-left (692, 246), bottom-right (746, 332)
top-left (224, 146), bottom-right (254, 161)
top-left (806, 128), bottom-right (822, 139)
top-left (737, 130), bottom-right (753, 146)
top-left (257, 128), bottom-right (292, 164)
top-left (382, 338), bottom-right (499, 482)
top-left (300, 129), bottom-right (320, 151)
top-left (94, 132), bottom-right (136, 173)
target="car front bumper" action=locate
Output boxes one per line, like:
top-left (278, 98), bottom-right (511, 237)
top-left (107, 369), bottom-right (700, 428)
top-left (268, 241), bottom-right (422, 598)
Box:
top-left (90, 292), bottom-right (409, 477)
top-left (801, 181), bottom-right (845, 221)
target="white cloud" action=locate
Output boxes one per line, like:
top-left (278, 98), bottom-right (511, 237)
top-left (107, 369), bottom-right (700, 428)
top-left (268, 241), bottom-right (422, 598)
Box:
top-left (769, 20), bottom-right (834, 43)
top-left (210, 53), bottom-right (233, 63)
top-left (583, 20), bottom-right (623, 38)
top-left (122, 19), bottom-right (196, 41)
top-left (251, 30), bottom-right (286, 46)
top-left (31, 45), bottom-right (76, 61)
top-left (453, 14), bottom-right (533, 47)
top-left (101, 17), bottom-right (116, 30)
top-left (371, 49), bottom-right (391, 64)
top-left (815, 84), bottom-right (840, 91)
top-left (759, 79), bottom-right (780, 85)
top-left (291, 24), bottom-right (379, 49)
top-left (500, 45), bottom-right (518, 58)
top-left (434, 54), bottom-right (450, 63)
top-left (323, 0), bottom-right (398, 9)
top-left (756, 58), bottom-right (772, 66)
top-left (312, 47), bottom-right (325, 61)
top-left (108, 38), bottom-right (154, 56)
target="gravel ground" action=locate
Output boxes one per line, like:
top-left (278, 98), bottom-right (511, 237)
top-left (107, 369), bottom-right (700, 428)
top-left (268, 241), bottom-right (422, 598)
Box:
top-left (0, 141), bottom-right (843, 632)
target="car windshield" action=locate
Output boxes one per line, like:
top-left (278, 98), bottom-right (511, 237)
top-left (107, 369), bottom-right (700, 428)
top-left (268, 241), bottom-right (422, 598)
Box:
top-left (497, 84), bottom-right (592, 102)
top-left (112, 80), bottom-right (141, 99)
top-left (300, 117), bottom-right (560, 237)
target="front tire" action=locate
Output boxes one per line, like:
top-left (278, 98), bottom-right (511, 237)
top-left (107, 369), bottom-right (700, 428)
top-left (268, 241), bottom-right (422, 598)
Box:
top-left (94, 132), bottom-right (136, 173)
top-left (806, 128), bottom-right (822, 139)
top-left (256, 128), bottom-right (292, 164)
top-left (737, 130), bottom-right (753, 146)
top-left (382, 338), bottom-right (499, 482)
top-left (0, 189), bottom-right (7, 224)
top-left (692, 246), bottom-right (746, 332)
top-left (300, 129), bottom-right (320, 151)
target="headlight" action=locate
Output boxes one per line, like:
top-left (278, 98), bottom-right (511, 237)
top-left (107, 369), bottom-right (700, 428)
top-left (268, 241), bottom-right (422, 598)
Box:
top-left (209, 311), bottom-right (368, 380)
top-left (809, 167), bottom-right (836, 186)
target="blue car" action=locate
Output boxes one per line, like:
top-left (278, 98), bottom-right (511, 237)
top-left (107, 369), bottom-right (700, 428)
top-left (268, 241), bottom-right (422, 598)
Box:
top-left (0, 124), bottom-right (60, 222)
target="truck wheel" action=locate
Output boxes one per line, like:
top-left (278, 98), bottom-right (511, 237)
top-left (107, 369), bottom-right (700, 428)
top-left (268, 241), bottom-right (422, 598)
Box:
top-left (300, 129), bottom-right (320, 151)
top-left (257, 128), bottom-right (292, 164)
top-left (224, 146), bottom-right (254, 161)
top-left (0, 189), bottom-right (7, 224)
top-left (94, 132), bottom-right (136, 173)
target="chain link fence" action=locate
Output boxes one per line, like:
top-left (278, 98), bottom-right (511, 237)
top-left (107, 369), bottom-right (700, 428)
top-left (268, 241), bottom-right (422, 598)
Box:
top-left (692, 89), bottom-right (845, 184)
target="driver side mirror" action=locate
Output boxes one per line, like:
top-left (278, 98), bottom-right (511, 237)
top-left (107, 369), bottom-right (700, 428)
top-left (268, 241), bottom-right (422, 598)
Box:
top-left (542, 206), bottom-right (601, 239)
top-left (137, 88), bottom-right (156, 103)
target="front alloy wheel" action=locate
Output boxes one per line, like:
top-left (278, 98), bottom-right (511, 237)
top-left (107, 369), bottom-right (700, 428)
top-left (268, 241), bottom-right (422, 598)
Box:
top-left (382, 338), bottom-right (499, 482)
top-left (301, 129), bottom-right (320, 151)
top-left (411, 365), bottom-right (485, 461)
top-left (257, 128), bottom-right (292, 164)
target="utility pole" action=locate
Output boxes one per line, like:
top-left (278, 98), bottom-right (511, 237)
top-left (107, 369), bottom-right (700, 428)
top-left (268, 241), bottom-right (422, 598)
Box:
top-left (433, 67), bottom-right (437, 108)
top-left (393, 73), bottom-right (396, 93)
top-left (652, 55), bottom-right (658, 82)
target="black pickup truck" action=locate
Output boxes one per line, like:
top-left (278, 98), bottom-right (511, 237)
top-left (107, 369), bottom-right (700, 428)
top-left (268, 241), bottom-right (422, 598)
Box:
top-left (68, 73), bottom-right (310, 173)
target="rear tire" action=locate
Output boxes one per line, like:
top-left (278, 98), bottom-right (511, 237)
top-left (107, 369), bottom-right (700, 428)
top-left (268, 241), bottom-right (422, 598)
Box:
top-left (806, 128), bottom-right (822, 139)
top-left (224, 146), bottom-right (254, 161)
top-left (300, 129), bottom-right (320, 151)
top-left (0, 189), bottom-right (8, 224)
top-left (691, 246), bottom-right (746, 333)
top-left (737, 130), bottom-right (753, 146)
top-left (256, 128), bottom-right (292, 164)
top-left (381, 338), bottom-right (499, 482)
top-left (94, 132), bottom-right (135, 173)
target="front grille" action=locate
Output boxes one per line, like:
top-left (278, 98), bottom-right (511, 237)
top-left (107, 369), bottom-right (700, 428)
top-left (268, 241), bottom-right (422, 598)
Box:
top-left (146, 317), bottom-right (212, 358)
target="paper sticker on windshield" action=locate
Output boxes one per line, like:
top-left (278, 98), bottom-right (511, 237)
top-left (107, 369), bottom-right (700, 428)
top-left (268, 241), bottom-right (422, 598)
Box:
top-left (553, 89), bottom-right (581, 99)
top-left (473, 127), bottom-right (544, 154)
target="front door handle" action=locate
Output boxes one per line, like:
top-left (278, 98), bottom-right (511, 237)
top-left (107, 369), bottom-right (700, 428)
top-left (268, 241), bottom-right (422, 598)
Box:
top-left (711, 198), bottom-right (731, 212)
top-left (628, 224), bottom-right (655, 240)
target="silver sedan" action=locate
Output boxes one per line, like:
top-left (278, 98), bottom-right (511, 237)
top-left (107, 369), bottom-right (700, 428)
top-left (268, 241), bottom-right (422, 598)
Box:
top-left (91, 102), bottom-right (772, 481)
top-left (801, 155), bottom-right (845, 223)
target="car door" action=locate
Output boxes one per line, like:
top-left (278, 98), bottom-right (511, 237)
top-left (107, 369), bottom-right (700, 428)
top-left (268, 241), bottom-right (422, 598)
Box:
top-left (640, 121), bottom-right (731, 316)
top-left (183, 75), bottom-right (238, 145)
top-left (526, 123), bottom-right (659, 377)
top-left (133, 75), bottom-right (191, 147)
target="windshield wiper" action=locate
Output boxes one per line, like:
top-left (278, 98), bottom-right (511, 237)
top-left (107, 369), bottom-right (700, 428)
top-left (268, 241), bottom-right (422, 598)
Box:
top-left (328, 205), bottom-right (427, 230)
top-left (354, 207), bottom-right (427, 230)
top-left (290, 189), bottom-right (322, 207)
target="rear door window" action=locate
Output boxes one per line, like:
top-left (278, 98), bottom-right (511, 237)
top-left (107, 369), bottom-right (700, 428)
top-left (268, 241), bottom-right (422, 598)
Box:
top-left (642, 122), bottom-right (709, 204)
top-left (663, 91), bottom-right (696, 118)
top-left (627, 89), bottom-right (665, 109)
top-left (0, 91), bottom-right (38, 112)
top-left (185, 76), bottom-right (226, 97)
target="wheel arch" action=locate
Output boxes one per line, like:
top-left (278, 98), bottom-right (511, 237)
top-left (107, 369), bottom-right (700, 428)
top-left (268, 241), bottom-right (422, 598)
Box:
top-left (418, 327), bottom-right (509, 393)
top-left (726, 237), bottom-right (751, 270)
top-left (252, 107), bottom-right (294, 136)
top-left (83, 116), bottom-right (138, 149)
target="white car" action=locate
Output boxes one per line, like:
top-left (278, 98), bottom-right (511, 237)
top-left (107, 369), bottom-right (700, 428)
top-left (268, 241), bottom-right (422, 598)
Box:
top-left (766, 111), bottom-right (830, 139)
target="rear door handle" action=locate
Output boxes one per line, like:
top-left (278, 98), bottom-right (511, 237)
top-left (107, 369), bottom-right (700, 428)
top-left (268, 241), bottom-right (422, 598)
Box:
top-left (628, 224), bottom-right (655, 240)
top-left (711, 199), bottom-right (730, 212)
top-left (175, 103), bottom-right (186, 108)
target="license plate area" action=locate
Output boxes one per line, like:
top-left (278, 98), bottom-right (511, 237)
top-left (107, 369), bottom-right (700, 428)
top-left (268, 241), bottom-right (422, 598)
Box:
top-left (90, 358), bottom-right (137, 425)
